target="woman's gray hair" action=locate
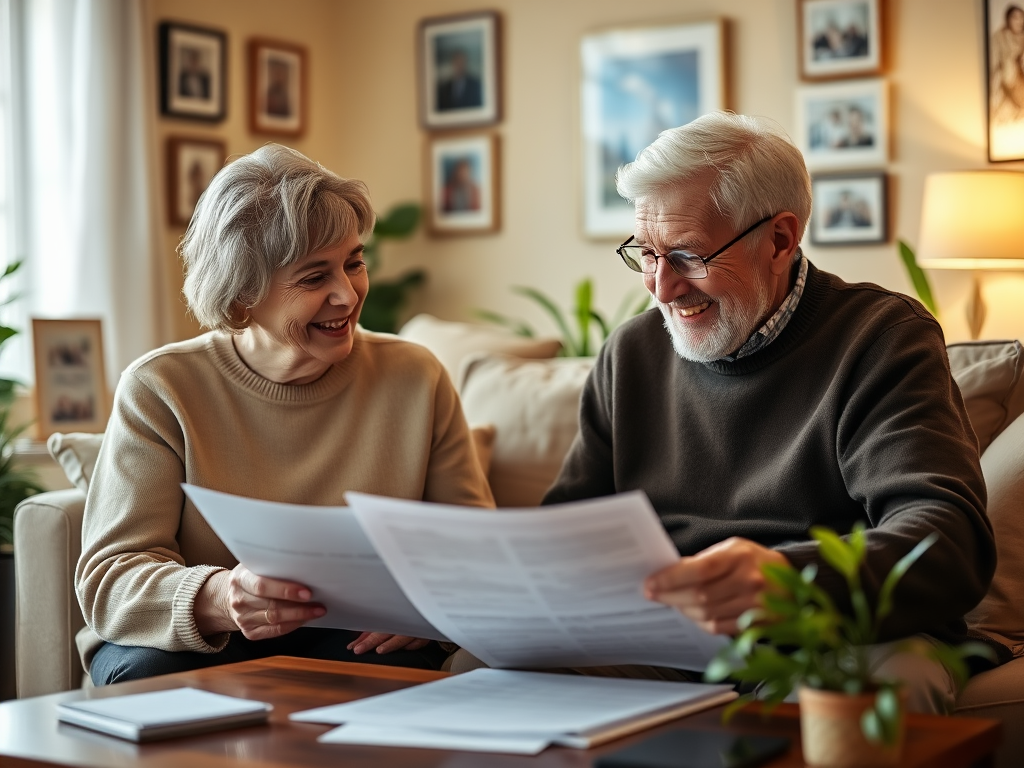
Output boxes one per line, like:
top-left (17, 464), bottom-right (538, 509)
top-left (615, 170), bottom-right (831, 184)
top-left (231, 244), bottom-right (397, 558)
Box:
top-left (181, 143), bottom-right (375, 332)
top-left (615, 112), bottom-right (812, 241)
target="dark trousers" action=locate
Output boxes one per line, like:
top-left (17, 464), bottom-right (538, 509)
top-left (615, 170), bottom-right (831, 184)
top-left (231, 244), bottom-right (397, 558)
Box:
top-left (90, 628), bottom-right (449, 686)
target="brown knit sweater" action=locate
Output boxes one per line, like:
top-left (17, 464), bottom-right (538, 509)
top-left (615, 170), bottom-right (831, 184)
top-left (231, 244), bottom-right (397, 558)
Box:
top-left (75, 329), bottom-right (494, 670)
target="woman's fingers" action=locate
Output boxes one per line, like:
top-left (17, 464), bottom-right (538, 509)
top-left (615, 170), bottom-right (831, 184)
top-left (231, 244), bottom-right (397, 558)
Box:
top-left (228, 564), bottom-right (323, 639)
top-left (232, 564), bottom-right (313, 602)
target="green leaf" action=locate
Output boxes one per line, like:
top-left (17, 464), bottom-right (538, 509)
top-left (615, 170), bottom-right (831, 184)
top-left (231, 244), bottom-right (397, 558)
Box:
top-left (473, 309), bottom-right (535, 338)
top-left (589, 310), bottom-right (610, 342)
top-left (876, 533), bottom-right (937, 629)
top-left (372, 204), bottom-right (421, 239)
top-left (861, 708), bottom-right (883, 744)
top-left (898, 240), bottom-right (939, 317)
top-left (810, 526), bottom-right (860, 579)
top-left (574, 279), bottom-right (593, 357)
top-left (1, 260), bottom-right (22, 279)
top-left (0, 327), bottom-right (16, 347)
top-left (512, 286), bottom-right (576, 355)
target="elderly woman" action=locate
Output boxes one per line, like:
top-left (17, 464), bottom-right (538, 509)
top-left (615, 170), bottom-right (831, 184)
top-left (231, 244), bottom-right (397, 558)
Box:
top-left (75, 144), bottom-right (494, 684)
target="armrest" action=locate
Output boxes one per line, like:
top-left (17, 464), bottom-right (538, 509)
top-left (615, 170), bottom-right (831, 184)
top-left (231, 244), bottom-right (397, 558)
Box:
top-left (13, 488), bottom-right (87, 697)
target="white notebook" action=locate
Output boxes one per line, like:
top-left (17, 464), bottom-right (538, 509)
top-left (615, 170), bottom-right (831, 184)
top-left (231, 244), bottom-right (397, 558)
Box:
top-left (56, 687), bottom-right (272, 742)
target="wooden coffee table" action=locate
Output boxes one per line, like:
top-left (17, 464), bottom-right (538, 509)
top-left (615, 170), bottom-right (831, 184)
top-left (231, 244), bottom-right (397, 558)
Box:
top-left (0, 656), bottom-right (1001, 767)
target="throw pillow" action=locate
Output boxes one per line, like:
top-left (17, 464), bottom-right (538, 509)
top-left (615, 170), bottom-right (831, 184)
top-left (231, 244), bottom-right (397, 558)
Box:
top-left (46, 432), bottom-right (104, 494)
top-left (966, 409), bottom-right (1024, 655)
top-left (398, 314), bottom-right (562, 381)
top-left (947, 340), bottom-right (1024, 453)
top-left (459, 353), bottom-right (594, 508)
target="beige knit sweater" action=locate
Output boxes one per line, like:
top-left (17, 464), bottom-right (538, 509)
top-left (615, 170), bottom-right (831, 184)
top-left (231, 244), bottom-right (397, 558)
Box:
top-left (75, 329), bottom-right (494, 670)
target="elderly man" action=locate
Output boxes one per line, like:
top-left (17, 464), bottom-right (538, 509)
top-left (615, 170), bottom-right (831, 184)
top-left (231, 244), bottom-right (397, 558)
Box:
top-left (542, 112), bottom-right (995, 713)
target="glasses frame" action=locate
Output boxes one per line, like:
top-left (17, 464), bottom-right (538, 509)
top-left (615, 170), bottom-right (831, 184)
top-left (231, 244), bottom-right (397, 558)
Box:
top-left (616, 214), bottom-right (776, 279)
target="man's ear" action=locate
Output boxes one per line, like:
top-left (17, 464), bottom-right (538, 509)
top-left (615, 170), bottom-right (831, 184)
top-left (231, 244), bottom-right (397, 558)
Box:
top-left (767, 212), bottom-right (801, 277)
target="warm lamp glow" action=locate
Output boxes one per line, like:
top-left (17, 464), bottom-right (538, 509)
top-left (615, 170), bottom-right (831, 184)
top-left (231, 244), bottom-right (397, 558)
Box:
top-left (917, 172), bottom-right (1024, 270)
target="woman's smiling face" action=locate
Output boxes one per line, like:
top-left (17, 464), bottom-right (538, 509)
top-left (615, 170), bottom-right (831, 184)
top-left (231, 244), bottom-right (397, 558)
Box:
top-left (243, 232), bottom-right (369, 383)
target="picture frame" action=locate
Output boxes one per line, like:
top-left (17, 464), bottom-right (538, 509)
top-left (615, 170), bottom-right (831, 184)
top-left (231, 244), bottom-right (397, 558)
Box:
top-left (418, 11), bottom-right (502, 130)
top-left (425, 133), bottom-right (500, 236)
top-left (31, 319), bottom-right (109, 439)
top-left (798, 0), bottom-right (882, 81)
top-left (166, 136), bottom-right (226, 226)
top-left (158, 21), bottom-right (227, 121)
top-left (809, 172), bottom-right (887, 245)
top-left (795, 79), bottom-right (888, 170)
top-left (985, 0), bottom-right (1024, 161)
top-left (580, 20), bottom-right (725, 239)
top-left (248, 38), bottom-right (307, 136)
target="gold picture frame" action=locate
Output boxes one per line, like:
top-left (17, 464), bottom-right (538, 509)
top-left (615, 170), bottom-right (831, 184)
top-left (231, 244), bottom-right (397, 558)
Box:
top-left (31, 319), bottom-right (109, 439)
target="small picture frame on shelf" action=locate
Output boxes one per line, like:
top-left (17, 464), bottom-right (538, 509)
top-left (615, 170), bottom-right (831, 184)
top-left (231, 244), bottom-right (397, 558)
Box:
top-left (810, 171), bottom-right (887, 245)
top-left (798, 0), bottom-right (882, 80)
top-left (418, 11), bottom-right (501, 130)
top-left (249, 38), bottom-right (307, 136)
top-left (580, 20), bottom-right (725, 238)
top-left (795, 79), bottom-right (887, 169)
top-left (31, 319), bottom-right (109, 439)
top-left (158, 21), bottom-right (227, 121)
top-left (166, 136), bottom-right (226, 226)
top-left (426, 133), bottom-right (500, 236)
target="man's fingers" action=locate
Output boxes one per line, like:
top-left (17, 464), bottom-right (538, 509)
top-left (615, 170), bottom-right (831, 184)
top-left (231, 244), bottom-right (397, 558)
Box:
top-left (349, 632), bottom-right (392, 655)
top-left (645, 545), bottom-right (738, 595)
top-left (375, 636), bottom-right (431, 654)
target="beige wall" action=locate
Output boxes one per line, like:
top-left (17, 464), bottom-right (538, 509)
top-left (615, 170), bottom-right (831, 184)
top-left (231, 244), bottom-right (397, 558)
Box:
top-left (151, 0), bottom-right (1024, 345)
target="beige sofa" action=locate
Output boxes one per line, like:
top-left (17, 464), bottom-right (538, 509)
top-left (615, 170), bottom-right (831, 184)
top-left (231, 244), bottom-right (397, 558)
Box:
top-left (13, 316), bottom-right (1024, 765)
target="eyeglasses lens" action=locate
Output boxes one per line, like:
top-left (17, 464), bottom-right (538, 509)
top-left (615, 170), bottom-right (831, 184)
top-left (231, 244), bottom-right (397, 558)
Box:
top-left (620, 247), bottom-right (707, 279)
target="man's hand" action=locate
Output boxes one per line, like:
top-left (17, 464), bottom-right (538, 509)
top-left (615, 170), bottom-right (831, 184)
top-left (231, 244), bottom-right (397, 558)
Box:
top-left (347, 632), bottom-right (432, 655)
top-left (195, 565), bottom-right (326, 640)
top-left (643, 537), bottom-right (789, 636)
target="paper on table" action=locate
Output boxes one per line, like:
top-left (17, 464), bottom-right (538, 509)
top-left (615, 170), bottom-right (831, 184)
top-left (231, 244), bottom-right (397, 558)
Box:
top-left (345, 491), bottom-right (728, 670)
top-left (292, 668), bottom-right (736, 752)
top-left (318, 724), bottom-right (552, 755)
top-left (182, 484), bottom-right (446, 641)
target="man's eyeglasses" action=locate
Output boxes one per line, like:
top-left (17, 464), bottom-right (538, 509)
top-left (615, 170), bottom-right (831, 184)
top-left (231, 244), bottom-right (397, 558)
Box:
top-left (616, 214), bottom-right (775, 280)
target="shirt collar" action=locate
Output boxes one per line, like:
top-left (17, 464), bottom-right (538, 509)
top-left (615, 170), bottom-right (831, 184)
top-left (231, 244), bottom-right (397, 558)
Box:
top-left (719, 251), bottom-right (808, 363)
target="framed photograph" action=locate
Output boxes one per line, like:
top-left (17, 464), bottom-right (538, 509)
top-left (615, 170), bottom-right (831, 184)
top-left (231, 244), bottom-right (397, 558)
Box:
top-left (158, 21), bottom-right (227, 121)
top-left (986, 0), bottom-right (1024, 161)
top-left (810, 172), bottom-right (887, 245)
top-left (581, 20), bottom-right (725, 238)
top-left (419, 11), bottom-right (501, 130)
top-left (249, 38), bottom-right (307, 136)
top-left (31, 319), bottom-right (109, 439)
top-left (795, 79), bottom-right (887, 170)
top-left (425, 133), bottom-right (500, 236)
top-left (166, 136), bottom-right (226, 226)
top-left (798, 0), bottom-right (882, 80)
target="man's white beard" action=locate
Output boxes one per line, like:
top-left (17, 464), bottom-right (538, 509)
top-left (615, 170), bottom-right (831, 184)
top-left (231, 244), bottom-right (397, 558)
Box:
top-left (659, 272), bottom-right (773, 363)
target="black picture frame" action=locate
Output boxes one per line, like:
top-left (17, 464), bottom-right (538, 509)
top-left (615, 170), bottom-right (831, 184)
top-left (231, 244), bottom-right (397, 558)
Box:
top-left (159, 21), bottom-right (227, 122)
top-left (418, 11), bottom-right (502, 130)
top-left (985, 0), bottom-right (1024, 162)
top-left (810, 171), bottom-right (888, 246)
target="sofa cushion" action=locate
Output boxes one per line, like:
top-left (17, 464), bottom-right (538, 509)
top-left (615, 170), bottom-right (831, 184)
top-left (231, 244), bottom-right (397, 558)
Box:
top-left (947, 340), bottom-right (1024, 453)
top-left (459, 353), bottom-right (594, 508)
top-left (398, 314), bottom-right (562, 381)
top-left (966, 409), bottom-right (1024, 656)
top-left (46, 432), bottom-right (104, 495)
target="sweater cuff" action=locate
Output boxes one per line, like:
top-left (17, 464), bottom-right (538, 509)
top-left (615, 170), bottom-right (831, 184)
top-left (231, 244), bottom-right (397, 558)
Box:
top-left (172, 565), bottom-right (231, 653)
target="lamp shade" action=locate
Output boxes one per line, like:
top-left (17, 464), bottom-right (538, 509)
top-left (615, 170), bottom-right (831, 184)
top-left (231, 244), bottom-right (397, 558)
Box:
top-left (917, 171), bottom-right (1024, 270)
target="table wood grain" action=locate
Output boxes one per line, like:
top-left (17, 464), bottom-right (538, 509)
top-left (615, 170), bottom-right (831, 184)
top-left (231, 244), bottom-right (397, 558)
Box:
top-left (0, 656), bottom-right (1001, 768)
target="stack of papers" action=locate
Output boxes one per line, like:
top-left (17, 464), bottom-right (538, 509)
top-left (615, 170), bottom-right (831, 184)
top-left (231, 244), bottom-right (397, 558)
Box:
top-left (56, 688), bottom-right (272, 742)
top-left (290, 669), bottom-right (737, 755)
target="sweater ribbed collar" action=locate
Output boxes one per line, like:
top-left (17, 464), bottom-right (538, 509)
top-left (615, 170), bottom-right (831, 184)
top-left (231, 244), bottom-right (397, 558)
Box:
top-left (701, 260), bottom-right (828, 376)
top-left (208, 329), bottom-right (363, 403)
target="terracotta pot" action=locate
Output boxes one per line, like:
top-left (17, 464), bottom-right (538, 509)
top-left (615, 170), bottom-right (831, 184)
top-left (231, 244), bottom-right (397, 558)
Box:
top-left (798, 686), bottom-right (904, 768)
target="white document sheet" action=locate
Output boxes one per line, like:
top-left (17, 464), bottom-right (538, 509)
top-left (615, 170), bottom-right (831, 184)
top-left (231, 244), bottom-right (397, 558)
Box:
top-left (182, 484), bottom-right (446, 641)
top-left (293, 668), bottom-right (736, 753)
top-left (345, 491), bottom-right (728, 670)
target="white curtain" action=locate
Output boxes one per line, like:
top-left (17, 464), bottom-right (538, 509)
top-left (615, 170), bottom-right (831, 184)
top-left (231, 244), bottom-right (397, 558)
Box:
top-left (2, 0), bottom-right (166, 387)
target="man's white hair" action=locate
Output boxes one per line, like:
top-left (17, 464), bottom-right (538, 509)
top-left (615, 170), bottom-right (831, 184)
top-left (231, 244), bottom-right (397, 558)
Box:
top-left (615, 111), bottom-right (812, 240)
top-left (181, 144), bottom-right (375, 333)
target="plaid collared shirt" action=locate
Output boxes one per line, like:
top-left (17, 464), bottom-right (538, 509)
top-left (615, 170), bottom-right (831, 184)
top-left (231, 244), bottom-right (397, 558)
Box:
top-left (721, 251), bottom-right (808, 362)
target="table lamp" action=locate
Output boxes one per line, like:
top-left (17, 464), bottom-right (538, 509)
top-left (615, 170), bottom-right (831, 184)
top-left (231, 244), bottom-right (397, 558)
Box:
top-left (917, 171), bottom-right (1024, 339)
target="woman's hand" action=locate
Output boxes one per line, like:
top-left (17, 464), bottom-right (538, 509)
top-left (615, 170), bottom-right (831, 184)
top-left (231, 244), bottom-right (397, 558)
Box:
top-left (195, 564), bottom-right (326, 640)
top-left (347, 631), bottom-right (432, 655)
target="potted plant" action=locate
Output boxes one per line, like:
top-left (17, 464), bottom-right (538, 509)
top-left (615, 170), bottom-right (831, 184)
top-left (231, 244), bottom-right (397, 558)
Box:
top-left (705, 524), bottom-right (989, 768)
top-left (0, 261), bottom-right (45, 701)
top-left (359, 203), bottom-right (426, 334)
top-left (476, 279), bottom-right (650, 357)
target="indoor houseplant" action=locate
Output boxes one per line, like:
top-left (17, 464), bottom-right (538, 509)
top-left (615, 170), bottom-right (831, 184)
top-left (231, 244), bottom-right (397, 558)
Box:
top-left (359, 203), bottom-right (426, 334)
top-left (705, 524), bottom-right (989, 767)
top-left (476, 279), bottom-right (650, 357)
